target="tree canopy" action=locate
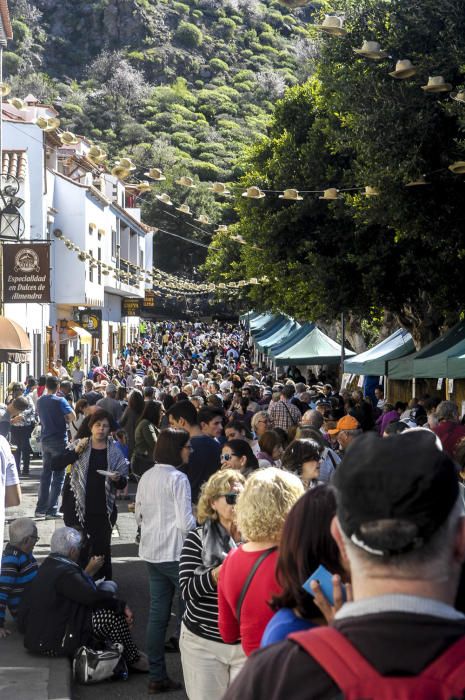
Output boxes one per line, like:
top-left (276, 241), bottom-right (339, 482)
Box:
top-left (205, 0), bottom-right (465, 346)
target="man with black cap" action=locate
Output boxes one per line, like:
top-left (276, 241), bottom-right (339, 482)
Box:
top-left (223, 431), bottom-right (465, 699)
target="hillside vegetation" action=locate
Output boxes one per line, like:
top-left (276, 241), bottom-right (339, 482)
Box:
top-left (8, 0), bottom-right (316, 183)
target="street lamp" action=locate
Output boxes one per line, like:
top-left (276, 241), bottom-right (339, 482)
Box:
top-left (0, 175), bottom-right (25, 241)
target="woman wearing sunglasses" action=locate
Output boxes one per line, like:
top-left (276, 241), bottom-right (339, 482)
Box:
top-left (220, 440), bottom-right (259, 477)
top-left (179, 469), bottom-right (246, 700)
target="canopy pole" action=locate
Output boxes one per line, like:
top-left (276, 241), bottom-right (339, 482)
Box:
top-left (340, 311), bottom-right (346, 386)
top-left (412, 377), bottom-right (416, 400)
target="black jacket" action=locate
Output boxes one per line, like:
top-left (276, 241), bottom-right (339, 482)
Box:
top-left (17, 555), bottom-right (125, 656)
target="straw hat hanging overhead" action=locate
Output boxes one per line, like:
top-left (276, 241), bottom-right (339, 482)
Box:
top-left (209, 182), bottom-right (231, 195)
top-left (449, 161), bottom-right (465, 174)
top-left (176, 176), bottom-right (196, 188)
top-left (421, 76), bottom-right (452, 93)
top-left (314, 15), bottom-right (347, 37)
top-left (0, 83), bottom-right (11, 97)
top-left (176, 203), bottom-right (193, 215)
top-left (115, 157), bottom-right (136, 171)
top-left (405, 176), bottom-right (430, 187)
top-left (194, 214), bottom-right (210, 225)
top-left (8, 97), bottom-right (26, 110)
top-left (279, 188), bottom-right (303, 201)
top-left (389, 59), bottom-right (417, 79)
top-left (319, 188), bottom-right (340, 200)
top-left (145, 168), bottom-right (166, 181)
top-left (60, 131), bottom-right (80, 145)
top-left (215, 225), bottom-right (228, 233)
top-left (364, 186), bottom-right (380, 197)
top-left (111, 165), bottom-right (130, 180)
top-left (353, 40), bottom-right (388, 60)
top-left (156, 193), bottom-right (173, 206)
top-left (136, 181), bottom-right (151, 193)
top-left (451, 90), bottom-right (465, 104)
top-left (88, 146), bottom-right (107, 162)
top-left (242, 186), bottom-right (265, 199)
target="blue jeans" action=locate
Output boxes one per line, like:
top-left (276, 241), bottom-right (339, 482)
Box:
top-left (146, 561), bottom-right (181, 681)
top-left (36, 436), bottom-right (67, 515)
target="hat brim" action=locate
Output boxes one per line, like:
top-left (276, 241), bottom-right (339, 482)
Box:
top-left (242, 192), bottom-right (266, 199)
top-left (145, 172), bottom-right (166, 180)
top-left (315, 26), bottom-right (347, 36)
top-left (448, 164), bottom-right (465, 174)
top-left (279, 195), bottom-right (304, 201)
top-left (327, 428), bottom-right (340, 436)
top-left (389, 69), bottom-right (416, 79)
top-left (319, 195), bottom-right (339, 200)
top-left (353, 49), bottom-right (388, 59)
top-left (421, 84), bottom-right (452, 92)
top-left (451, 93), bottom-right (465, 103)
top-left (156, 197), bottom-right (173, 205)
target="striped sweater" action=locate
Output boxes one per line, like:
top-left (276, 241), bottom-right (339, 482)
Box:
top-left (179, 526), bottom-right (226, 642)
top-left (0, 543), bottom-right (38, 627)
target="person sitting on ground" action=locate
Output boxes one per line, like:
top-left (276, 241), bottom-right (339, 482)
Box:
top-left (220, 440), bottom-right (259, 477)
top-left (179, 469), bottom-right (246, 700)
top-left (261, 486), bottom-right (347, 647)
top-left (218, 468), bottom-right (304, 657)
top-left (0, 518), bottom-right (39, 638)
top-left (256, 430), bottom-right (284, 468)
top-left (224, 430), bottom-right (465, 700)
top-left (18, 527), bottom-right (148, 670)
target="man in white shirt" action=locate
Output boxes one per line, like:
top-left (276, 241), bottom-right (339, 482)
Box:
top-left (55, 359), bottom-right (69, 379)
top-left (0, 436), bottom-right (21, 548)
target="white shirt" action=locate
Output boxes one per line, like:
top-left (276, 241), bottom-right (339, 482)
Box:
top-left (56, 365), bottom-right (68, 378)
top-left (0, 435), bottom-right (19, 547)
top-left (135, 463), bottom-right (196, 563)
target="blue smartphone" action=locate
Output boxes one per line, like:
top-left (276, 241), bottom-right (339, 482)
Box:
top-left (303, 564), bottom-right (346, 606)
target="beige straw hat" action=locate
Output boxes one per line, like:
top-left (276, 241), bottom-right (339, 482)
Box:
top-left (319, 188), bottom-right (340, 200)
top-left (389, 59), bottom-right (417, 79)
top-left (314, 15), bottom-right (346, 37)
top-left (242, 186), bottom-right (265, 199)
top-left (421, 76), bottom-right (452, 93)
top-left (176, 176), bottom-right (196, 188)
top-left (353, 40), bottom-right (388, 60)
top-left (145, 168), bottom-right (166, 181)
top-left (156, 193), bottom-right (173, 205)
top-left (279, 188), bottom-right (303, 201)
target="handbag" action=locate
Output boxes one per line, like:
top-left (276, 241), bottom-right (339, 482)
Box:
top-left (73, 642), bottom-right (128, 684)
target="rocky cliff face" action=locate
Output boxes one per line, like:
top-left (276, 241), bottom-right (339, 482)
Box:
top-left (30, 0), bottom-right (152, 76)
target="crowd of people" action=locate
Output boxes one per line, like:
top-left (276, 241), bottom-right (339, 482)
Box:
top-left (3, 319), bottom-right (465, 697)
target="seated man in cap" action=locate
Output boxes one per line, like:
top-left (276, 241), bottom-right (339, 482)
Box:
top-left (224, 431), bottom-right (465, 699)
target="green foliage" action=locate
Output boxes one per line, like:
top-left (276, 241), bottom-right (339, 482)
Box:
top-left (4, 52), bottom-right (21, 74)
top-left (209, 58), bottom-right (229, 73)
top-left (175, 21), bottom-right (203, 48)
top-left (204, 0), bottom-right (465, 345)
top-left (172, 1), bottom-right (190, 13)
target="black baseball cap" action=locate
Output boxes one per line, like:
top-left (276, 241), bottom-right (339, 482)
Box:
top-left (333, 431), bottom-right (459, 556)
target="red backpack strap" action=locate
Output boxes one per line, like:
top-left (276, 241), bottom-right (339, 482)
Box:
top-left (289, 627), bottom-right (381, 690)
top-left (421, 635), bottom-right (465, 687)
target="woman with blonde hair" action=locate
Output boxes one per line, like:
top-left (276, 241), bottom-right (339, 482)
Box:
top-left (218, 467), bottom-right (303, 656)
top-left (179, 469), bottom-right (246, 699)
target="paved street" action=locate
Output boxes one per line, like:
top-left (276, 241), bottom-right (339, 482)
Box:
top-left (4, 458), bottom-right (187, 700)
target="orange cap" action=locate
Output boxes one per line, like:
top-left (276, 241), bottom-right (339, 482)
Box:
top-left (327, 415), bottom-right (360, 436)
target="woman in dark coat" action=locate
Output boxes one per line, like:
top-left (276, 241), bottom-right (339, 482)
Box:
top-left (52, 409), bottom-right (128, 580)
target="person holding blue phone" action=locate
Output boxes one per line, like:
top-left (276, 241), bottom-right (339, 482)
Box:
top-left (261, 486), bottom-right (346, 647)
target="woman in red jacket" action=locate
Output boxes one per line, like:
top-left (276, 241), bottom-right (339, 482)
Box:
top-left (217, 467), bottom-right (304, 655)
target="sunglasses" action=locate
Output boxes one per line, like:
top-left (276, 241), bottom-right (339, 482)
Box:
top-left (220, 453), bottom-right (239, 461)
top-left (219, 492), bottom-right (238, 505)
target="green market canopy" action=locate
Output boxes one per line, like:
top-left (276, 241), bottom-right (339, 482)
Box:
top-left (249, 313), bottom-right (279, 334)
top-left (388, 320), bottom-right (465, 379)
top-left (271, 326), bottom-right (355, 366)
top-left (344, 328), bottom-right (415, 377)
top-left (255, 318), bottom-right (300, 353)
top-left (268, 322), bottom-right (315, 358)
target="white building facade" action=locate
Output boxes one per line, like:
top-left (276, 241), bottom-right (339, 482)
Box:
top-left (1, 97), bottom-right (155, 385)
